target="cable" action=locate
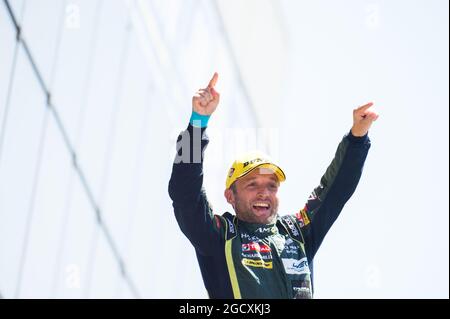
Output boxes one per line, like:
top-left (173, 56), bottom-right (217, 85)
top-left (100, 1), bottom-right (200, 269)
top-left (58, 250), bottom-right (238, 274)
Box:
top-left (0, 0), bottom-right (27, 174)
top-left (0, 0), bottom-right (32, 299)
top-left (2, 0), bottom-right (141, 298)
top-left (84, 16), bottom-right (132, 298)
top-left (51, 0), bottom-right (103, 298)
top-left (113, 79), bottom-right (154, 298)
top-left (15, 0), bottom-right (68, 298)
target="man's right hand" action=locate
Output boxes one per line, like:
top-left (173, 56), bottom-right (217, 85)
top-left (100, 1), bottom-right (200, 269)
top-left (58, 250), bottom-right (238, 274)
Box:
top-left (192, 72), bottom-right (220, 115)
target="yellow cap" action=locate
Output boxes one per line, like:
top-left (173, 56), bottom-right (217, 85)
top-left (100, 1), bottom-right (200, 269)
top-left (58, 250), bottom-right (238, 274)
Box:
top-left (225, 151), bottom-right (286, 189)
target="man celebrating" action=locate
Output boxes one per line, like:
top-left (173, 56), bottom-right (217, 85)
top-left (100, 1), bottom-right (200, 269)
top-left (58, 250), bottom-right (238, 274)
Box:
top-left (168, 72), bottom-right (378, 299)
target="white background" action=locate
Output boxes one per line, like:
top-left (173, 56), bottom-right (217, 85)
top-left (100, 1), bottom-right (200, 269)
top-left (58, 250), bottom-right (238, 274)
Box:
top-left (0, 0), bottom-right (448, 298)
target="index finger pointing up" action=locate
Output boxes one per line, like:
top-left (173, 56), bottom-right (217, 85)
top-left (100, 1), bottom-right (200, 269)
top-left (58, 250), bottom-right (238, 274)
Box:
top-left (357, 102), bottom-right (374, 111)
top-left (208, 72), bottom-right (218, 88)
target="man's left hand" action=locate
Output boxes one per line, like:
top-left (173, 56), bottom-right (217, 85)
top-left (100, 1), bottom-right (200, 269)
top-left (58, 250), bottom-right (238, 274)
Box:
top-left (351, 102), bottom-right (379, 137)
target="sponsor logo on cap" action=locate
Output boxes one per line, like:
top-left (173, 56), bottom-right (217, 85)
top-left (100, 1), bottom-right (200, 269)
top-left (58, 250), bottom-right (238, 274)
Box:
top-left (228, 167), bottom-right (235, 178)
top-left (243, 158), bottom-right (265, 168)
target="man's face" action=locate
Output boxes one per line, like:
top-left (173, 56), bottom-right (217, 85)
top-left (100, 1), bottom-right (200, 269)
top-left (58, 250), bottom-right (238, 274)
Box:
top-left (225, 167), bottom-right (280, 224)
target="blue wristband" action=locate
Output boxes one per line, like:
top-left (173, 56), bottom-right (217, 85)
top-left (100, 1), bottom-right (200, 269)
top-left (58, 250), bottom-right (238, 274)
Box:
top-left (190, 111), bottom-right (211, 128)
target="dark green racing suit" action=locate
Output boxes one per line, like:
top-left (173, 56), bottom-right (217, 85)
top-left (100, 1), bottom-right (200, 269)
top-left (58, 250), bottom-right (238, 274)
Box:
top-left (168, 123), bottom-right (370, 299)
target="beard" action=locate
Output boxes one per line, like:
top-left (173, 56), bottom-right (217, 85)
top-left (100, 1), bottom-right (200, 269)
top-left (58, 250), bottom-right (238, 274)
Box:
top-left (234, 196), bottom-right (279, 224)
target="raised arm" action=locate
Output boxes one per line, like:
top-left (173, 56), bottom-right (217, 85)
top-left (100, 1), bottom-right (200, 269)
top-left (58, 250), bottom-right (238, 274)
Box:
top-left (293, 102), bottom-right (379, 261)
top-left (168, 73), bottom-right (223, 256)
